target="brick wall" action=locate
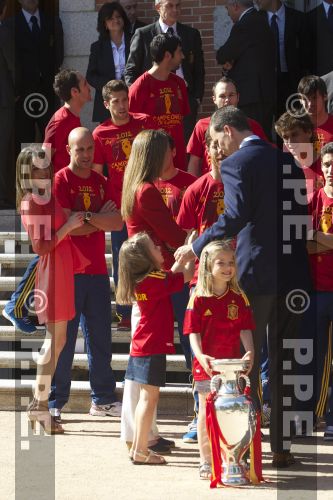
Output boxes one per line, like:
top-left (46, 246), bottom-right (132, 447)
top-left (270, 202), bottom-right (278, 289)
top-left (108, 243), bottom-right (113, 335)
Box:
top-left (95, 0), bottom-right (221, 118)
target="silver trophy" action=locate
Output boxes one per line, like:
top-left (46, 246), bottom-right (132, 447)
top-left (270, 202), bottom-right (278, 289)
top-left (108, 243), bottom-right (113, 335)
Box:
top-left (210, 359), bottom-right (257, 486)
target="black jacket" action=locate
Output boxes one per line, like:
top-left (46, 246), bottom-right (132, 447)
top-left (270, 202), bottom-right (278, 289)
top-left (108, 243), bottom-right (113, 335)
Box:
top-left (216, 9), bottom-right (275, 107)
top-left (86, 33), bottom-right (131, 123)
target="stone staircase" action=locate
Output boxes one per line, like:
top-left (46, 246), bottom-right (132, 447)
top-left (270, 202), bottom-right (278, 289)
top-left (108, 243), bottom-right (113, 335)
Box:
top-left (0, 232), bottom-right (193, 415)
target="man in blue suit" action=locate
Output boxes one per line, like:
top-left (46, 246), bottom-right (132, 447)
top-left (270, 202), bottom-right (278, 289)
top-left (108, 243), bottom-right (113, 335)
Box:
top-left (175, 106), bottom-right (311, 468)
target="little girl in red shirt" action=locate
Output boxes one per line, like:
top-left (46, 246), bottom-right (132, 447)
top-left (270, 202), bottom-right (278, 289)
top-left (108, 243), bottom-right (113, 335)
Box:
top-left (117, 231), bottom-right (194, 465)
top-left (183, 239), bottom-right (255, 479)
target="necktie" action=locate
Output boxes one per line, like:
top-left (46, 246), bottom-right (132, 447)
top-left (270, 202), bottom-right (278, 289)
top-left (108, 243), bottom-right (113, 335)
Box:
top-left (328, 5), bottom-right (333, 34)
top-left (270, 14), bottom-right (281, 73)
top-left (166, 26), bottom-right (174, 35)
top-left (30, 15), bottom-right (40, 38)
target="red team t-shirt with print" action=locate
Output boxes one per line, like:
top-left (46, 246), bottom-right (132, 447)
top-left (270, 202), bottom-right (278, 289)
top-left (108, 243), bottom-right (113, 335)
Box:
top-left (177, 172), bottom-right (225, 285)
top-left (93, 113), bottom-right (155, 208)
top-left (131, 270), bottom-right (184, 356)
top-left (313, 114), bottom-right (333, 154)
top-left (183, 288), bottom-right (255, 381)
top-left (154, 169), bottom-right (196, 220)
top-left (128, 72), bottom-right (190, 170)
top-left (44, 106), bottom-right (81, 173)
top-left (54, 168), bottom-right (112, 275)
top-left (186, 116), bottom-right (268, 176)
top-left (309, 187), bottom-right (333, 290)
top-left (126, 182), bottom-right (186, 270)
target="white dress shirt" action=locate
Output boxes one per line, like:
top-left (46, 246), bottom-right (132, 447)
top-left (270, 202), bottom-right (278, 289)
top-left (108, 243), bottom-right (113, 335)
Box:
top-left (158, 19), bottom-right (185, 81)
top-left (267, 5), bottom-right (288, 73)
top-left (21, 8), bottom-right (41, 30)
top-left (111, 33), bottom-right (126, 80)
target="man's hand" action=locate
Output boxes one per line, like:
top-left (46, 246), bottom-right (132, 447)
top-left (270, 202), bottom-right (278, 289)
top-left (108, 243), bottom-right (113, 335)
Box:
top-left (241, 351), bottom-right (254, 375)
top-left (99, 200), bottom-right (118, 214)
top-left (174, 244), bottom-right (196, 265)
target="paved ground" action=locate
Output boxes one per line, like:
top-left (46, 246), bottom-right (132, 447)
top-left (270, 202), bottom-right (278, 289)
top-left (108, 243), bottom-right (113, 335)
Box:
top-left (1, 412), bottom-right (332, 500)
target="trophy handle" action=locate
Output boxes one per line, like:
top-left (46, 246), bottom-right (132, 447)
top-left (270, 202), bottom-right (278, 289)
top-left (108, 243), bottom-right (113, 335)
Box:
top-left (210, 374), bottom-right (223, 393)
top-left (237, 373), bottom-right (251, 393)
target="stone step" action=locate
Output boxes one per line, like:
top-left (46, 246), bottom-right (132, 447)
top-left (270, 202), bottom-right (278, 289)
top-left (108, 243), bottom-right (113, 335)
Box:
top-left (0, 232), bottom-right (112, 253)
top-left (0, 253), bottom-right (113, 270)
top-left (0, 276), bottom-right (115, 292)
top-left (0, 379), bottom-right (193, 415)
top-left (0, 325), bottom-right (182, 345)
top-left (0, 300), bottom-right (117, 314)
top-left (0, 351), bottom-right (188, 372)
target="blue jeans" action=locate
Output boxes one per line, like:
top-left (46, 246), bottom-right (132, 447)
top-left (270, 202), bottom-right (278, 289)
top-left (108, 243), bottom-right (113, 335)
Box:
top-left (5, 255), bottom-right (39, 318)
top-left (49, 274), bottom-right (117, 409)
top-left (172, 283), bottom-right (192, 371)
top-left (111, 225), bottom-right (131, 320)
top-left (297, 291), bottom-right (333, 426)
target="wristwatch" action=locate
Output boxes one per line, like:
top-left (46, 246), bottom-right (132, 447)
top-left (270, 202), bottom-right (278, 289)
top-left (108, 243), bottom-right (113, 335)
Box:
top-left (84, 211), bottom-right (92, 223)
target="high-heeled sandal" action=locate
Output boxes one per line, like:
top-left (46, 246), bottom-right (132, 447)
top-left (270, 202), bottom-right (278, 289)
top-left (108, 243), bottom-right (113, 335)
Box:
top-left (132, 450), bottom-right (166, 465)
top-left (27, 398), bottom-right (64, 435)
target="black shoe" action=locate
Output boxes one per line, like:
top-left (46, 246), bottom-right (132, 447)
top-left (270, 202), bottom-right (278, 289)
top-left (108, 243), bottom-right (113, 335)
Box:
top-left (148, 441), bottom-right (172, 455)
top-left (272, 452), bottom-right (296, 468)
top-left (157, 436), bottom-right (175, 448)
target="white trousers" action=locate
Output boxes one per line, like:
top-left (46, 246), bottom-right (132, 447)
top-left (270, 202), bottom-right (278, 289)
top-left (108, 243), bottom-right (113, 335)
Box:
top-left (120, 302), bottom-right (159, 443)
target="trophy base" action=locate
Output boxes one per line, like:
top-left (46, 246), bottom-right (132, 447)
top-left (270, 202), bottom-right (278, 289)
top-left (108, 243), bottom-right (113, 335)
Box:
top-left (222, 463), bottom-right (249, 486)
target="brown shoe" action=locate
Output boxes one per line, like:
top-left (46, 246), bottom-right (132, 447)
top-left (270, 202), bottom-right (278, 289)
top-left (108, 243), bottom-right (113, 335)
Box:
top-left (272, 452), bottom-right (296, 468)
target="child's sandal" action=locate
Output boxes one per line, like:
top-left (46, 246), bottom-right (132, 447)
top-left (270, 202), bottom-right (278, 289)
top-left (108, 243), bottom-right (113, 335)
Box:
top-left (199, 462), bottom-right (212, 479)
top-left (132, 450), bottom-right (166, 465)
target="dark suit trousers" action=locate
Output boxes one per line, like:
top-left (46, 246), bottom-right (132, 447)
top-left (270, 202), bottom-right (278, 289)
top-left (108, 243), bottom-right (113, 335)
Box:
top-left (0, 106), bottom-right (15, 201)
top-left (239, 103), bottom-right (274, 141)
top-left (248, 294), bottom-right (301, 454)
top-left (14, 91), bottom-right (58, 156)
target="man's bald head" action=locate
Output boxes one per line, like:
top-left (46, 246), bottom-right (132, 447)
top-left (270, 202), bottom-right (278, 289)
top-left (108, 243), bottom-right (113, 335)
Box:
top-left (67, 127), bottom-right (95, 173)
top-left (68, 127), bottom-right (92, 148)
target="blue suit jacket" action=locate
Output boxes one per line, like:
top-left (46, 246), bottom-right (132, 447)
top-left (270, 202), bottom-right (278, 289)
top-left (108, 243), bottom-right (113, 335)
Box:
top-left (192, 139), bottom-right (311, 295)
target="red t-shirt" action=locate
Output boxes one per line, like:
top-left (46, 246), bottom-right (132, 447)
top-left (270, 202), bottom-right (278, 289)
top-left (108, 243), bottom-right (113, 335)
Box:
top-left (131, 270), bottom-right (184, 356)
top-left (176, 172), bottom-right (225, 285)
top-left (309, 188), bottom-right (333, 290)
top-left (183, 288), bottom-right (255, 381)
top-left (128, 72), bottom-right (190, 170)
top-left (54, 168), bottom-right (112, 275)
top-left (314, 114), bottom-right (333, 153)
top-left (126, 182), bottom-right (186, 270)
top-left (154, 169), bottom-right (196, 220)
top-left (93, 113), bottom-right (155, 208)
top-left (44, 106), bottom-right (81, 173)
top-left (186, 116), bottom-right (268, 176)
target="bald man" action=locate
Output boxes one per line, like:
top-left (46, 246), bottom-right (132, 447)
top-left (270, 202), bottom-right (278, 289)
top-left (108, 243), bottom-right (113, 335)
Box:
top-left (48, 127), bottom-right (124, 419)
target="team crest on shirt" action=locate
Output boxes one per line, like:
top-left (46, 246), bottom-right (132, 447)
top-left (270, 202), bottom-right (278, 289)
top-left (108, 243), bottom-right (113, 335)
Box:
top-left (320, 207), bottom-right (333, 233)
top-left (227, 302), bottom-right (239, 320)
top-left (204, 309), bottom-right (212, 316)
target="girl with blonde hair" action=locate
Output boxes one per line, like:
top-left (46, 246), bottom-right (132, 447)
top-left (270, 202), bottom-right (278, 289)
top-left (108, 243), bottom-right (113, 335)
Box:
top-left (183, 239), bottom-right (255, 479)
top-left (117, 232), bottom-right (194, 465)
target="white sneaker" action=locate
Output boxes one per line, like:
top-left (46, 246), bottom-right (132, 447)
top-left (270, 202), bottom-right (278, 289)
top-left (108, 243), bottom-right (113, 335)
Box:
top-left (89, 401), bottom-right (122, 417)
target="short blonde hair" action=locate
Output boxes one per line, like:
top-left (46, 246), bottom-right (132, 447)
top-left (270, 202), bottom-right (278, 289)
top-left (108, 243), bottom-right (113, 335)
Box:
top-left (196, 239), bottom-right (241, 297)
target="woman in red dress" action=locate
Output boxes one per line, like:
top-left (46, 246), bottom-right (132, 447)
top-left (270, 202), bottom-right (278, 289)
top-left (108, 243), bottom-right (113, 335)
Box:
top-left (16, 146), bottom-right (86, 433)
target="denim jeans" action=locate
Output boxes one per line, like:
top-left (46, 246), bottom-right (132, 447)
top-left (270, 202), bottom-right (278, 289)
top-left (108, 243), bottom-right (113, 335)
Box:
top-left (5, 255), bottom-right (39, 318)
top-left (49, 274), bottom-right (117, 409)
